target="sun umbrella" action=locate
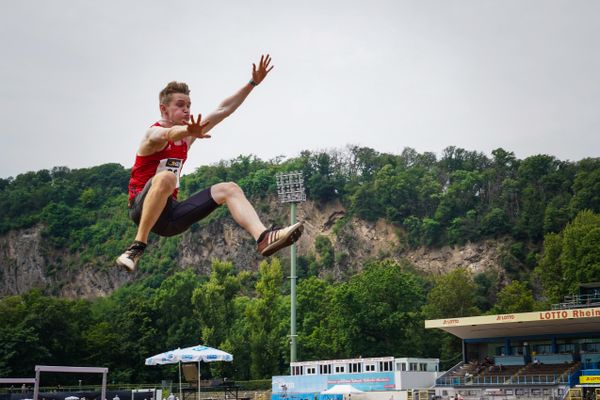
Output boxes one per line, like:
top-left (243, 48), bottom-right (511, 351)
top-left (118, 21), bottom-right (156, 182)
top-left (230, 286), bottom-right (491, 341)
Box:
top-left (145, 349), bottom-right (182, 366)
top-left (145, 349), bottom-right (186, 400)
top-left (177, 345), bottom-right (233, 363)
top-left (176, 345), bottom-right (233, 400)
top-left (145, 345), bottom-right (233, 400)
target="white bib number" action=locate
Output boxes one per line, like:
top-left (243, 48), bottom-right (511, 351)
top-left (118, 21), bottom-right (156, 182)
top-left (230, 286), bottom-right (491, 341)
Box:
top-left (156, 158), bottom-right (183, 188)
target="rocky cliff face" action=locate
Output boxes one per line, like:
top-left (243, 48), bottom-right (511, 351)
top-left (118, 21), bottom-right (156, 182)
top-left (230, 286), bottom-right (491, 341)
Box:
top-left (0, 226), bottom-right (49, 295)
top-left (0, 200), bottom-right (508, 299)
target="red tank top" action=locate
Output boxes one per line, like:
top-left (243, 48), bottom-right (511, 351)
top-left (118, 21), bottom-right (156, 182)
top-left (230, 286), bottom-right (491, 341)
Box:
top-left (128, 122), bottom-right (188, 203)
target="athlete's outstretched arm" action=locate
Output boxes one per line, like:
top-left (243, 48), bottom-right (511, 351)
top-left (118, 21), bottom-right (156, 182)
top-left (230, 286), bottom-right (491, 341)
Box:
top-left (188, 54), bottom-right (274, 146)
top-left (137, 116), bottom-right (209, 156)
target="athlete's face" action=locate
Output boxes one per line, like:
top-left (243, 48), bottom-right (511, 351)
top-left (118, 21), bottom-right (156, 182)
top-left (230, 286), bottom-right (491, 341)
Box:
top-left (162, 93), bottom-right (191, 124)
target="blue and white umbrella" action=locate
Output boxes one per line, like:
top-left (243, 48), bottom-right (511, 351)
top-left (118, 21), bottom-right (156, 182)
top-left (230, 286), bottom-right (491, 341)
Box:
top-left (177, 345), bottom-right (233, 363)
top-left (145, 345), bottom-right (233, 400)
top-left (145, 348), bottom-right (184, 366)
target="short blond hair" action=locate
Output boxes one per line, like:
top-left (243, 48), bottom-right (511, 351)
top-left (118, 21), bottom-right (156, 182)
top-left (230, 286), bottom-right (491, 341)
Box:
top-left (159, 81), bottom-right (190, 105)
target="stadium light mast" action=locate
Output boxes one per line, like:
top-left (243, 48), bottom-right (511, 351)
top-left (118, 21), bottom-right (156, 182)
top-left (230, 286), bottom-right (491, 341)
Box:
top-left (276, 171), bottom-right (306, 363)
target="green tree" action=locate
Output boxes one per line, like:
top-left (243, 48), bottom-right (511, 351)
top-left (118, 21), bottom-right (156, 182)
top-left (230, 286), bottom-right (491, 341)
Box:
top-left (570, 159), bottom-right (600, 215)
top-left (297, 277), bottom-right (348, 360)
top-left (314, 235), bottom-right (335, 269)
top-left (536, 210), bottom-right (600, 302)
top-left (245, 258), bottom-right (287, 379)
top-left (192, 261), bottom-right (241, 350)
top-left (154, 270), bottom-right (203, 349)
top-left (422, 268), bottom-right (480, 369)
top-left (491, 281), bottom-right (536, 314)
top-left (334, 260), bottom-right (426, 357)
top-left (480, 208), bottom-right (511, 237)
top-left (473, 270), bottom-right (501, 312)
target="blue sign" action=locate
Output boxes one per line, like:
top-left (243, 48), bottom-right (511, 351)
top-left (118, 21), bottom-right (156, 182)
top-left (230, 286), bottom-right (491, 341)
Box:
top-left (272, 372), bottom-right (395, 393)
top-left (272, 375), bottom-right (328, 393)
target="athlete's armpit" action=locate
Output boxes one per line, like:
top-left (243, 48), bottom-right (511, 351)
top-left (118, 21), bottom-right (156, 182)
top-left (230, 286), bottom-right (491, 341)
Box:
top-left (138, 126), bottom-right (170, 156)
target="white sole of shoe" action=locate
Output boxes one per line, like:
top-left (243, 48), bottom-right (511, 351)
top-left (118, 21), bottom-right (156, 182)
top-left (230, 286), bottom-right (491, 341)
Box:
top-left (115, 255), bottom-right (135, 272)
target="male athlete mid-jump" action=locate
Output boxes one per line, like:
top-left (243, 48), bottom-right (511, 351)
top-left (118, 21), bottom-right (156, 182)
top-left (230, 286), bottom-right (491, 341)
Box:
top-left (117, 54), bottom-right (303, 271)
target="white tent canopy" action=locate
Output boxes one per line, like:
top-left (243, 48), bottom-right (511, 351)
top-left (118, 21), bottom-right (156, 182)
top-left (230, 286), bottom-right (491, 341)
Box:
top-left (321, 385), bottom-right (364, 394)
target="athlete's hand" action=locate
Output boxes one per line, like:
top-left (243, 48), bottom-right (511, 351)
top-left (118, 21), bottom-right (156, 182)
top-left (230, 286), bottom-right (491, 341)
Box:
top-left (185, 114), bottom-right (211, 139)
top-left (251, 54), bottom-right (274, 85)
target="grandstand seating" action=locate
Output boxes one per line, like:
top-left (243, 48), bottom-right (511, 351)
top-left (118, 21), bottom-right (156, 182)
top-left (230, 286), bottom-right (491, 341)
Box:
top-left (437, 360), bottom-right (579, 386)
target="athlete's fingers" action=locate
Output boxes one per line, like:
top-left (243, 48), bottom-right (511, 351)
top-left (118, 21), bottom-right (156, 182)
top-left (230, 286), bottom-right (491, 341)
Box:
top-left (266, 65), bottom-right (274, 73)
top-left (190, 115), bottom-right (195, 125)
top-left (196, 113), bottom-right (202, 125)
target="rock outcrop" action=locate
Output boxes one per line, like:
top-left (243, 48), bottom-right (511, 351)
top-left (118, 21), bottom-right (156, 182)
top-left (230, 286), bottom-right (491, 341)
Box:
top-left (0, 200), bottom-right (509, 299)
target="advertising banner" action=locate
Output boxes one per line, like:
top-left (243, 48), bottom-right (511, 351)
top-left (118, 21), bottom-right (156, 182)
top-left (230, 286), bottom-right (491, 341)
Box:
top-left (326, 372), bottom-right (396, 391)
top-left (580, 376), bottom-right (600, 384)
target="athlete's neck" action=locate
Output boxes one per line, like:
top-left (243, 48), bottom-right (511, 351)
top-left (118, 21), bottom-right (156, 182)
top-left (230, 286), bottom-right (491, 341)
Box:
top-left (159, 118), bottom-right (176, 127)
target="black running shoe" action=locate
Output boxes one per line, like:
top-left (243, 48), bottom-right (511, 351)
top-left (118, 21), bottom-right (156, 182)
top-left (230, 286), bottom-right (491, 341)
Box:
top-left (116, 241), bottom-right (146, 272)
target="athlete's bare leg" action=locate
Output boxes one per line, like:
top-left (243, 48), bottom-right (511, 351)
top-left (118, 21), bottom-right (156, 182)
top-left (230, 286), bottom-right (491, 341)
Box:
top-left (118, 178), bottom-right (302, 271)
top-left (210, 182), bottom-right (267, 240)
top-left (135, 171), bottom-right (177, 244)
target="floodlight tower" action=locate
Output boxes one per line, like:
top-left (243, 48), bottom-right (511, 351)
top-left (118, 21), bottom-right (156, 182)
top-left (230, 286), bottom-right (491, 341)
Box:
top-left (276, 171), bottom-right (306, 363)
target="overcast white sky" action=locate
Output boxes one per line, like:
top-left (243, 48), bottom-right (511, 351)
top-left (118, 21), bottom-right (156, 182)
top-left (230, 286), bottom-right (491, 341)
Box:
top-left (1, 0), bottom-right (599, 179)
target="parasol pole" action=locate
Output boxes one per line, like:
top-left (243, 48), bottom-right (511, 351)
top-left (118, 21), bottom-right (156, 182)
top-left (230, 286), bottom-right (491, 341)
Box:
top-left (178, 360), bottom-right (182, 400)
top-left (197, 362), bottom-right (201, 400)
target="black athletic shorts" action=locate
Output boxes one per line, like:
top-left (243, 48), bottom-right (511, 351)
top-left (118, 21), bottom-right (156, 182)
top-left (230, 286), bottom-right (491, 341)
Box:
top-left (128, 178), bottom-right (220, 237)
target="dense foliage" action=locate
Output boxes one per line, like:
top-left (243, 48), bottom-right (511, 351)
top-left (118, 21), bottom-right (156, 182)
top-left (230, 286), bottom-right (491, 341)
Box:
top-left (3, 147), bottom-right (599, 256)
top-left (1, 146), bottom-right (599, 382)
top-left (0, 260), bottom-right (441, 382)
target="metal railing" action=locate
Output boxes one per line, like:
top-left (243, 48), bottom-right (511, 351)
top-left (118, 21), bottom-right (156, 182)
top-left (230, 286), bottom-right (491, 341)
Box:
top-left (436, 373), bottom-right (569, 386)
top-left (552, 293), bottom-right (600, 310)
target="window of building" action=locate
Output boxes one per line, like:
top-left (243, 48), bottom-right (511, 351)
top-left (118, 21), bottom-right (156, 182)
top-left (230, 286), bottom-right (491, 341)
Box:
top-left (292, 366), bottom-right (303, 375)
top-left (334, 364), bottom-right (345, 374)
top-left (409, 363), bottom-right (418, 371)
top-left (350, 362), bottom-right (362, 373)
top-left (379, 361), bottom-right (392, 372)
top-left (320, 364), bottom-right (332, 374)
top-left (396, 363), bottom-right (406, 371)
top-left (365, 364), bottom-right (376, 372)
top-left (583, 342), bottom-right (600, 352)
top-left (419, 363), bottom-right (427, 371)
top-left (534, 344), bottom-right (552, 354)
top-left (306, 367), bottom-right (316, 375)
top-left (558, 343), bottom-right (575, 353)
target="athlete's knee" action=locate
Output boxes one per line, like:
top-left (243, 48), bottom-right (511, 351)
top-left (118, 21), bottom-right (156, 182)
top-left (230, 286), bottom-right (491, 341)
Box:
top-left (211, 181), bottom-right (243, 203)
top-left (152, 171), bottom-right (177, 193)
